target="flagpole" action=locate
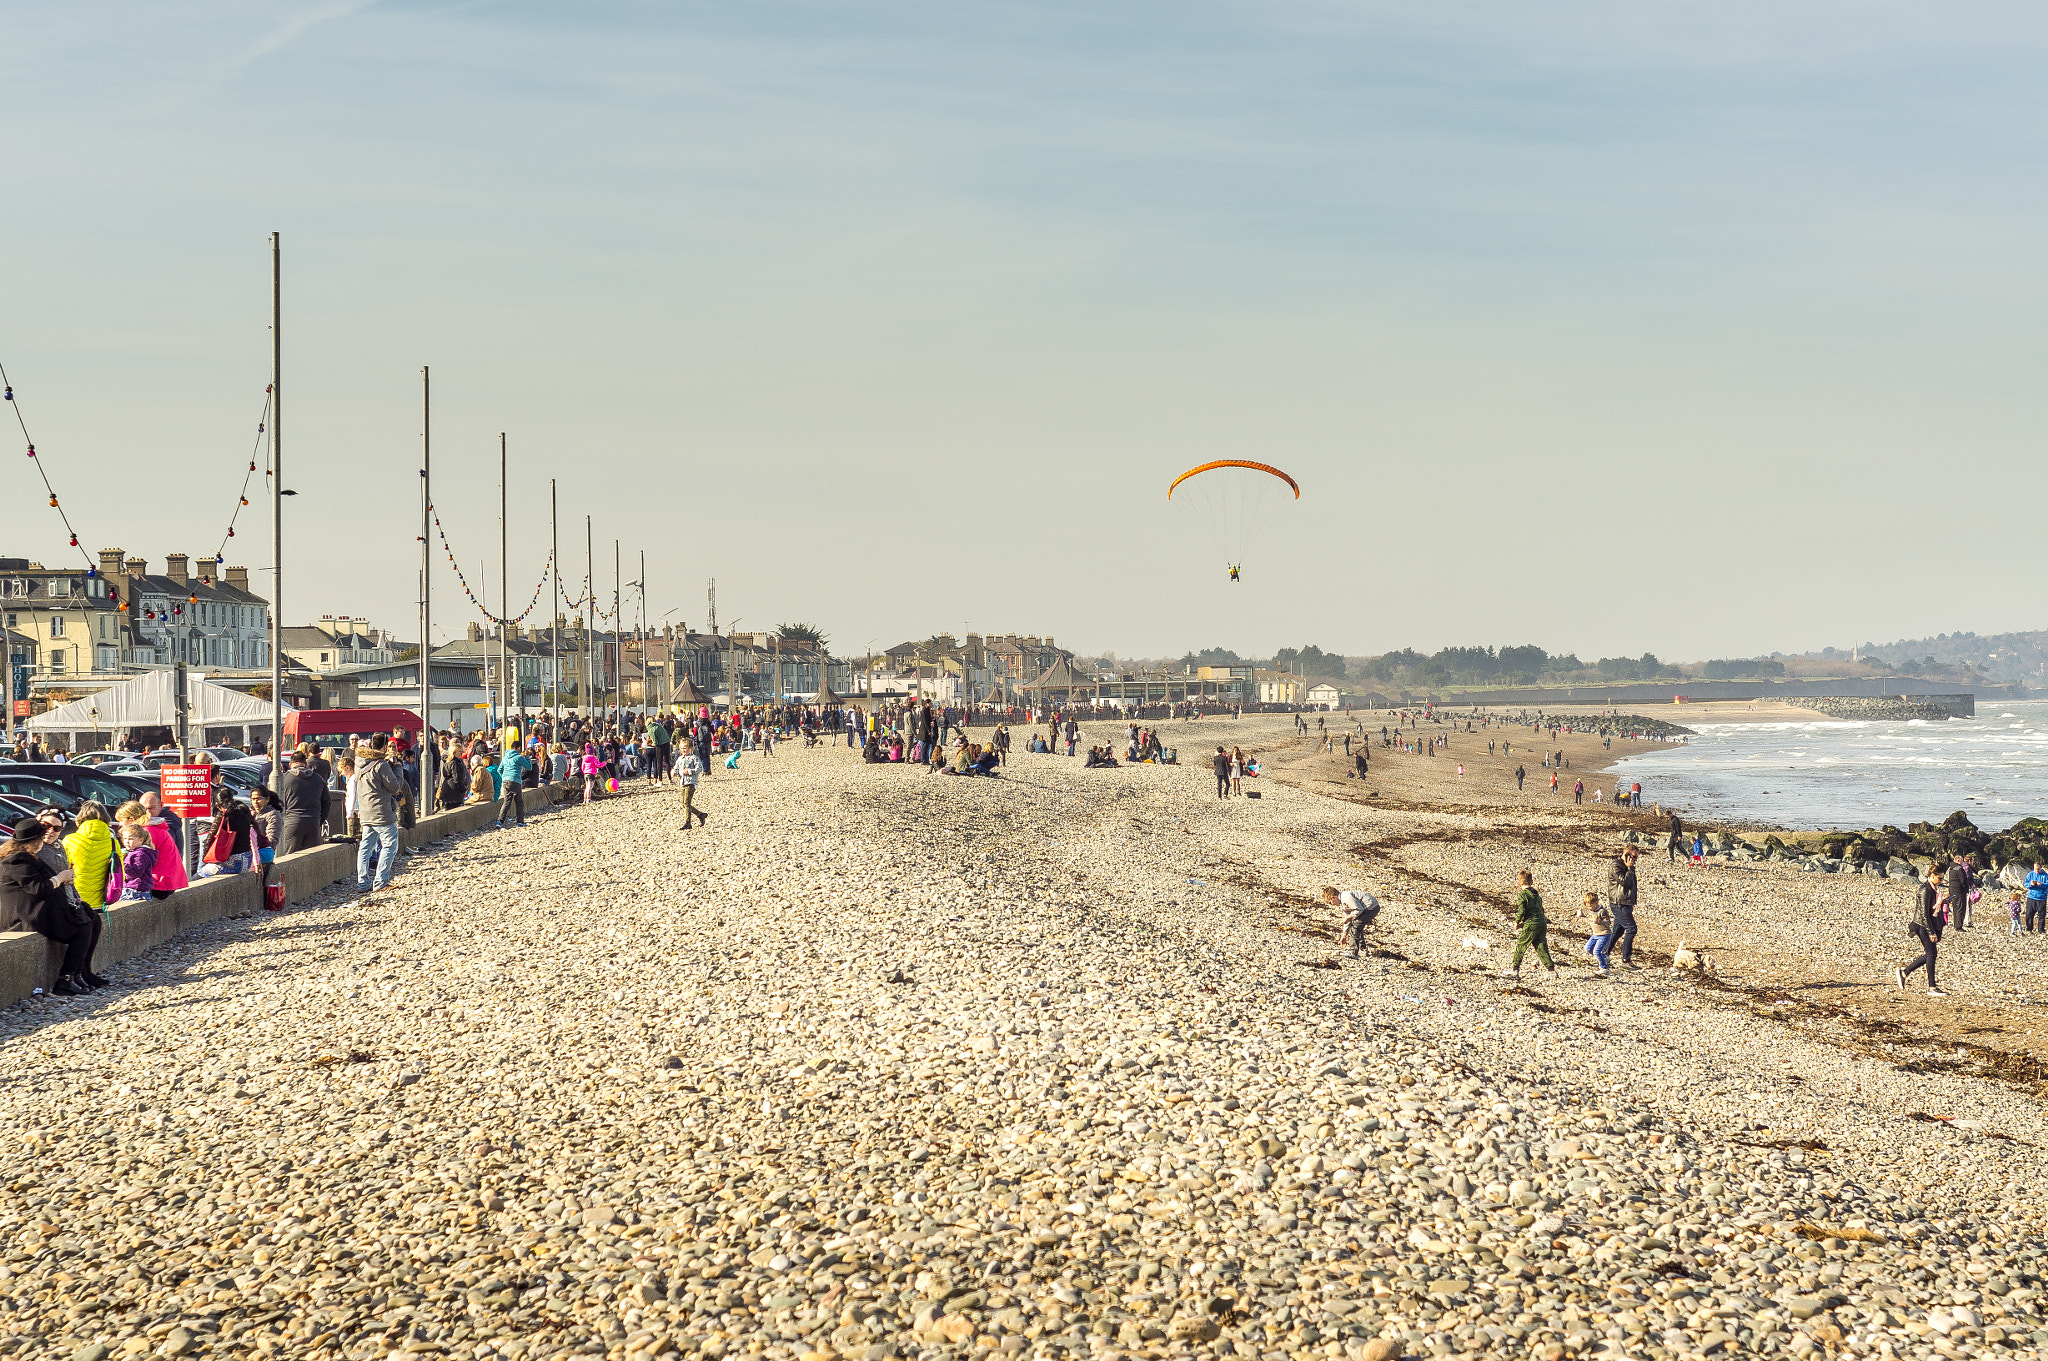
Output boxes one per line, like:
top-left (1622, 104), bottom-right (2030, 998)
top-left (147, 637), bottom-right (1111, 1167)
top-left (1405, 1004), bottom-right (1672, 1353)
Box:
top-left (551, 479), bottom-right (561, 732)
top-left (267, 232), bottom-right (283, 792)
top-left (419, 365), bottom-right (432, 805)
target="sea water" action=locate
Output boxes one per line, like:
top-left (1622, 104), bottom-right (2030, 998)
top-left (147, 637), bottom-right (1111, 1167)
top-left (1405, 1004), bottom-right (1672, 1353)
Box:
top-left (1612, 700), bottom-right (2048, 831)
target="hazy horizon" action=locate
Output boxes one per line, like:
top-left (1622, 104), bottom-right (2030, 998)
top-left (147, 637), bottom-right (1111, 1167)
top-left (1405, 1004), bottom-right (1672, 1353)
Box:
top-left (6, 2), bottom-right (2046, 664)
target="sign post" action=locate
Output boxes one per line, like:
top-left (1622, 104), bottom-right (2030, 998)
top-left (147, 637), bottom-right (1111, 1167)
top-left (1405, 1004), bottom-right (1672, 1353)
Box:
top-left (159, 766), bottom-right (214, 820)
top-left (172, 663), bottom-right (198, 879)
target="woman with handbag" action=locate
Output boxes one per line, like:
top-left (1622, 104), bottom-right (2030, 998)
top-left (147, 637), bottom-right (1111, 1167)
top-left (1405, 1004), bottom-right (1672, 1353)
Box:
top-left (201, 786), bottom-right (256, 876)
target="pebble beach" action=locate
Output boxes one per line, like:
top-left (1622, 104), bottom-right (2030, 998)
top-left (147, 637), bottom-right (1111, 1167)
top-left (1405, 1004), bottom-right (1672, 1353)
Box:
top-left (3, 714), bottom-right (2045, 1361)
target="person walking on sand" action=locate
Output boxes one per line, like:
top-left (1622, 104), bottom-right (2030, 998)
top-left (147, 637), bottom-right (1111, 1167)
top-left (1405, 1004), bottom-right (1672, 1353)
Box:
top-left (1212, 746), bottom-right (1231, 799)
top-left (1605, 845), bottom-right (1641, 969)
top-left (1516, 765), bottom-right (1526, 792)
top-left (1573, 778), bottom-right (1583, 803)
top-left (1549, 771), bottom-right (1558, 795)
top-left (1898, 865), bottom-right (1947, 997)
top-left (1505, 869), bottom-right (1557, 980)
top-left (676, 746), bottom-right (708, 828)
top-left (1667, 810), bottom-right (1683, 863)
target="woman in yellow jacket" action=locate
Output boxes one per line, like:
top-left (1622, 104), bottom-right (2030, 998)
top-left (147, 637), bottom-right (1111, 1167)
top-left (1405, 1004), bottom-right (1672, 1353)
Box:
top-left (63, 800), bottom-right (118, 910)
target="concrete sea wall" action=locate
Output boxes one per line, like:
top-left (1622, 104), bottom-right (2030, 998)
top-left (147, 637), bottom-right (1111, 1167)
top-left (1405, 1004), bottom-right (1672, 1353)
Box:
top-left (0, 780), bottom-right (578, 1010)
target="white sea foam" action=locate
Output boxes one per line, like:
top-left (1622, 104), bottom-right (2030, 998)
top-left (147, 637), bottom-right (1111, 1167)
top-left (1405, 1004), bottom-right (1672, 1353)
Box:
top-left (1617, 699), bottom-right (2048, 829)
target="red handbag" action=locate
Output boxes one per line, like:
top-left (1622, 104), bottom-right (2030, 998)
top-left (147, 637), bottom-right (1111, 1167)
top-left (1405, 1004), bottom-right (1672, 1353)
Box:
top-left (202, 819), bottom-right (236, 865)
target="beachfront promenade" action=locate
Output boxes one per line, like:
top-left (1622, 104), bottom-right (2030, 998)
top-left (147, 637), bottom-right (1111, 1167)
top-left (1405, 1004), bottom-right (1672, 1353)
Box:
top-left (1, 717), bottom-right (2044, 1361)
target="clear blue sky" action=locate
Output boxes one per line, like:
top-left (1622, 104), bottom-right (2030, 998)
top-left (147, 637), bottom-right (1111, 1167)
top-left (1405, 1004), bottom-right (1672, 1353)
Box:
top-left (5, 2), bottom-right (2045, 663)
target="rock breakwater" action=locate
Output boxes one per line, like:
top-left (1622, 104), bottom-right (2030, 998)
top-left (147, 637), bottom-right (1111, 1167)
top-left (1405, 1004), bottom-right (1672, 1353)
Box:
top-left (1785, 696), bottom-right (1971, 722)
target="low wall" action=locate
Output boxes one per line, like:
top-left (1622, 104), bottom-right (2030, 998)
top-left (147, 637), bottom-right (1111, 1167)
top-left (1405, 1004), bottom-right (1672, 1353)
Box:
top-left (0, 781), bottom-right (575, 1010)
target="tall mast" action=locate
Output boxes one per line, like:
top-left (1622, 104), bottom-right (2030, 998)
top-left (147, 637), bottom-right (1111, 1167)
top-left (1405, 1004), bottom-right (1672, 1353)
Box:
top-left (584, 516), bottom-right (594, 718)
top-left (613, 539), bottom-right (621, 719)
top-left (638, 549), bottom-right (648, 721)
top-left (550, 479), bottom-right (561, 731)
top-left (499, 433), bottom-right (510, 729)
top-left (267, 231), bottom-right (282, 790)
top-left (419, 365), bottom-right (431, 803)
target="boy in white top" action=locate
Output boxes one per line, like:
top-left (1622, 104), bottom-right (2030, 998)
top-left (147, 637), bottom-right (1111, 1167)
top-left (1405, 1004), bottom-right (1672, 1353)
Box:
top-left (1324, 885), bottom-right (1381, 959)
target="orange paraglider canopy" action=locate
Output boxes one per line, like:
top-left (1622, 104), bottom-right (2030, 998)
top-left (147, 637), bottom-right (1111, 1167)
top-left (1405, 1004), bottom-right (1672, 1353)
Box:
top-left (1166, 460), bottom-right (1300, 500)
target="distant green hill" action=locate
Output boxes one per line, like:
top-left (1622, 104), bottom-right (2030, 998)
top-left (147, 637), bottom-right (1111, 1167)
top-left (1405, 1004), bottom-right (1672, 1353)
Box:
top-left (1844, 631), bottom-right (2048, 687)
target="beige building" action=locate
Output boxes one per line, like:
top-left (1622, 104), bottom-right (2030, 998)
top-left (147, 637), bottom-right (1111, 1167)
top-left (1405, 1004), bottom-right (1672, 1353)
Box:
top-left (280, 616), bottom-right (401, 671)
top-left (1255, 669), bottom-right (1306, 705)
top-left (114, 551), bottom-right (271, 669)
top-left (1, 555), bottom-right (129, 680)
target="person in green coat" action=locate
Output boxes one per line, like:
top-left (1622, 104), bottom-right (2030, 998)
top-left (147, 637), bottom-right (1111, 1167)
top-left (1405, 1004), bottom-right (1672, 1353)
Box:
top-left (1507, 868), bottom-right (1558, 978)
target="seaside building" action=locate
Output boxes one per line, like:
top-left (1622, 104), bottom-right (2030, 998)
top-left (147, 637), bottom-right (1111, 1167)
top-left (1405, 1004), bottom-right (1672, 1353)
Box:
top-left (434, 623), bottom-right (567, 714)
top-left (1, 556), bottom-right (127, 681)
top-left (1308, 682), bottom-right (1342, 709)
top-left (116, 552), bottom-right (270, 670)
top-left (4, 548), bottom-right (268, 689)
top-left (279, 616), bottom-right (402, 671)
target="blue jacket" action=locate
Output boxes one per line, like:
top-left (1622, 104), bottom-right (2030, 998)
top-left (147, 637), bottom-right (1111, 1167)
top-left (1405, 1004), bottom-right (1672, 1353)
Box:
top-left (2026, 870), bottom-right (2048, 903)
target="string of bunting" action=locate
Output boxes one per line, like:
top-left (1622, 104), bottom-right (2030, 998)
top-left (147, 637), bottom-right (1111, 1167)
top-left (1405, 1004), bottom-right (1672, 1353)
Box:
top-left (209, 387), bottom-right (273, 566)
top-left (2, 359), bottom-right (112, 600)
top-left (430, 503), bottom-right (554, 626)
top-left (562, 575), bottom-right (624, 625)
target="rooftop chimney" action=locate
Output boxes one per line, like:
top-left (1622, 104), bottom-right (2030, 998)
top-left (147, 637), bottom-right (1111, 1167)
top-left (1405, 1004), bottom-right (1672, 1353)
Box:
top-left (165, 554), bottom-right (188, 587)
top-left (124, 556), bottom-right (146, 577)
top-left (97, 548), bottom-right (125, 579)
top-left (195, 557), bottom-right (217, 586)
top-left (225, 566), bottom-right (248, 592)
top-left (467, 622), bottom-right (483, 642)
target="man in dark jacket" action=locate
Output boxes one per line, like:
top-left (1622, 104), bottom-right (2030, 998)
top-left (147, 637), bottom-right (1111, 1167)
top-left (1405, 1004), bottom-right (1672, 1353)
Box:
top-left (278, 751), bottom-right (330, 856)
top-left (1212, 747), bottom-right (1231, 799)
top-left (1668, 811), bottom-right (1683, 863)
top-left (1899, 866), bottom-right (1946, 996)
top-left (1944, 855), bottom-right (1973, 931)
top-left (1605, 846), bottom-right (1641, 969)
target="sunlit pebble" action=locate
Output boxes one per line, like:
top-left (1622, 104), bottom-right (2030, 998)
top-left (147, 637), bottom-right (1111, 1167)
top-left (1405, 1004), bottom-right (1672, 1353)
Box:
top-left (0, 714), bottom-right (2039, 1359)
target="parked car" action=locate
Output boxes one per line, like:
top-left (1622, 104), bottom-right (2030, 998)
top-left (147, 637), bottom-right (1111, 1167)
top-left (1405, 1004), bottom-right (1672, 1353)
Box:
top-left (0, 793), bottom-right (48, 824)
top-left (2, 763), bottom-right (159, 810)
top-left (0, 773), bottom-right (84, 813)
top-left (66, 751), bottom-right (137, 768)
top-left (136, 747), bottom-right (247, 769)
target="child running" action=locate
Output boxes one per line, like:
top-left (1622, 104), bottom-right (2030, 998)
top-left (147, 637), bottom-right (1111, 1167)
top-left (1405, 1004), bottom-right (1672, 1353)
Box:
top-left (1579, 890), bottom-right (1613, 977)
top-left (1505, 868), bottom-right (1558, 980)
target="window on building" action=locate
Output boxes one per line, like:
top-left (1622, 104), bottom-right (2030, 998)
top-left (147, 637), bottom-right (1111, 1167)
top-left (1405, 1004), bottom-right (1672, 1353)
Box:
top-left (49, 615), bottom-right (64, 636)
top-left (320, 652), bottom-right (330, 663)
top-left (50, 649), bottom-right (65, 673)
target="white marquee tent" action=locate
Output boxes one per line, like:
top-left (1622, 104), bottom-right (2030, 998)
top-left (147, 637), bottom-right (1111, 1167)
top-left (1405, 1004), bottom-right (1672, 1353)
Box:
top-left (23, 671), bottom-right (276, 750)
